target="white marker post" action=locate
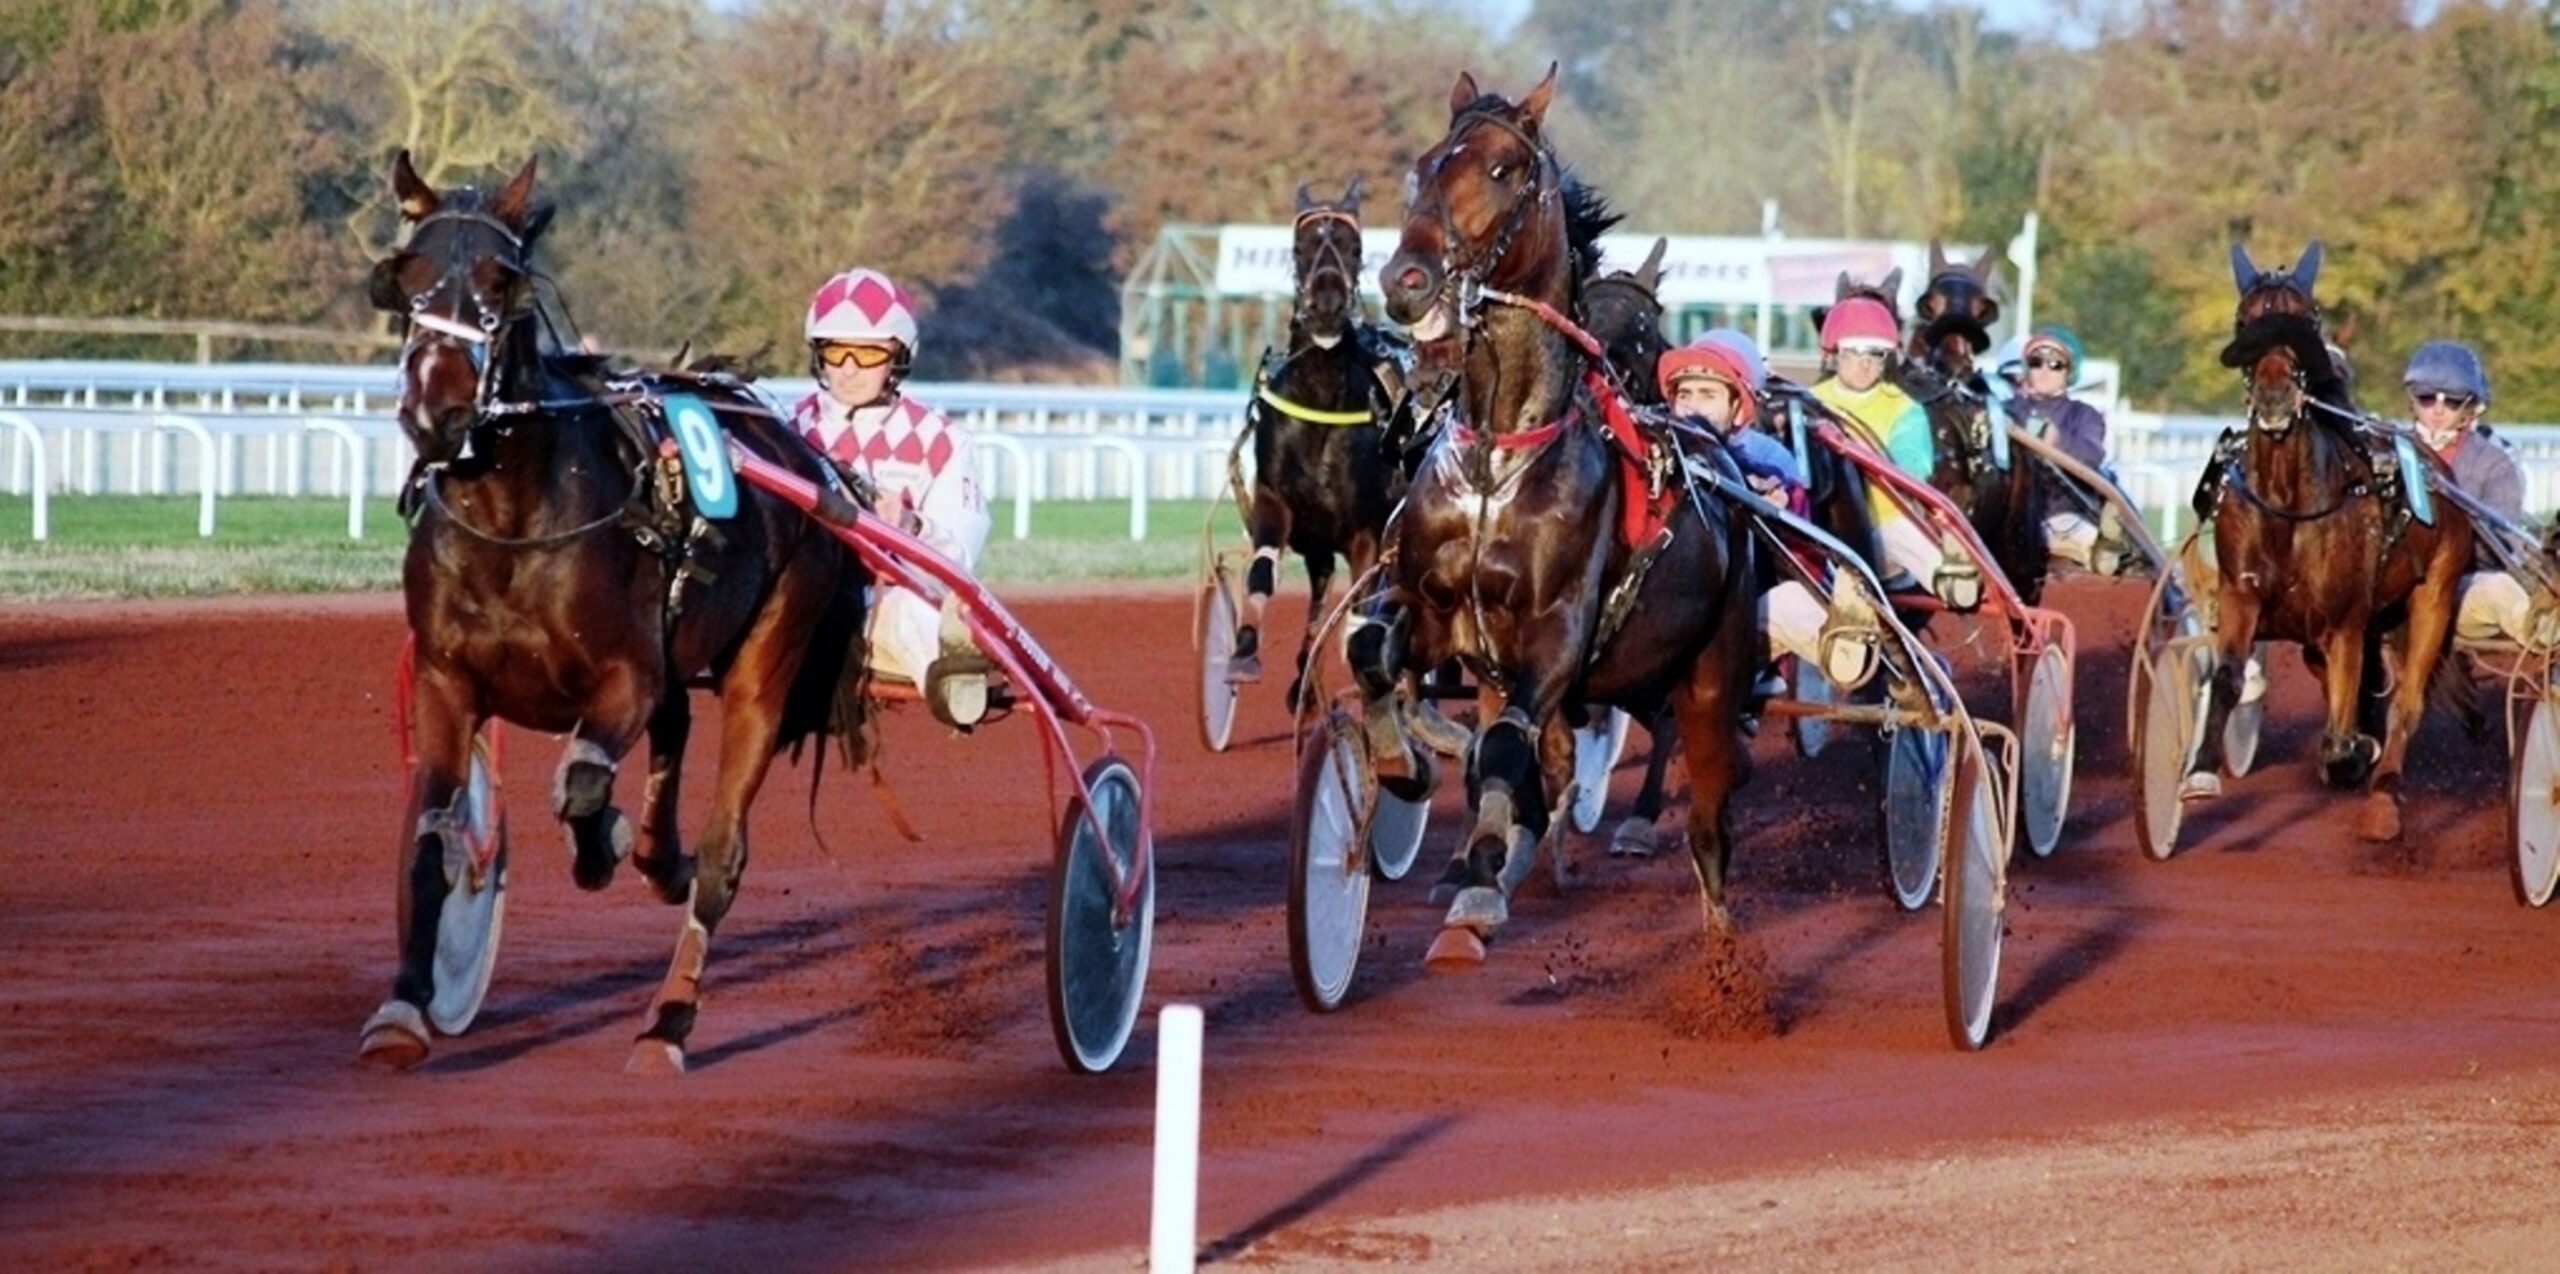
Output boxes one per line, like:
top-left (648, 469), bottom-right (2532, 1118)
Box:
top-left (1150, 1004), bottom-right (1204, 1273)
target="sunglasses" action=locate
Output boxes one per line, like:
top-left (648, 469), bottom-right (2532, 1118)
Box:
top-left (817, 343), bottom-right (897, 370)
top-left (2025, 355), bottom-right (2071, 372)
top-left (2410, 392), bottom-right (2475, 411)
top-left (1837, 347), bottom-right (1890, 362)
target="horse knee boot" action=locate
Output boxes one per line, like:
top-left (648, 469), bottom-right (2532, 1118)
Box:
top-left (556, 740), bottom-right (632, 890)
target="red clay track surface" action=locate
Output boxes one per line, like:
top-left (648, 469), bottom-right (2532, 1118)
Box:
top-left (7, 579), bottom-right (2560, 1269)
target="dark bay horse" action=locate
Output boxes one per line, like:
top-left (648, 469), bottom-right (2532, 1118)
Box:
top-left (1231, 178), bottom-right (1412, 709)
top-left (2184, 241), bottom-right (2472, 840)
top-left (358, 152), bottom-right (868, 1073)
top-left (1364, 68), bottom-right (1760, 963)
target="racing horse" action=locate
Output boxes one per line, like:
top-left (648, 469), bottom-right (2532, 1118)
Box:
top-left (2184, 240), bottom-right (2473, 841)
top-left (357, 152), bottom-right (869, 1073)
top-left (1230, 177), bottom-right (1414, 709)
top-left (1363, 68), bottom-right (1760, 962)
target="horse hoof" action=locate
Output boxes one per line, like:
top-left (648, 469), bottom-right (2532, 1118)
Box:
top-left (1609, 820), bottom-right (1659, 858)
top-left (357, 1001), bottom-right (430, 1070)
top-left (1445, 885), bottom-right (1508, 930)
top-left (2355, 793), bottom-right (2403, 843)
top-left (1423, 926), bottom-right (1488, 970)
top-left (625, 1038), bottom-right (687, 1077)
top-left (2179, 773), bottom-right (2222, 802)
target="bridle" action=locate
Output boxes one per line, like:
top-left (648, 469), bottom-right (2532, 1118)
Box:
top-left (1292, 206), bottom-right (1363, 321)
top-left (1411, 108), bottom-right (1558, 336)
top-left (390, 208), bottom-right (542, 425)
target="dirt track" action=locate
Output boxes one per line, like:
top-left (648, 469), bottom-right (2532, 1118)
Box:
top-left (6, 579), bottom-right (2560, 1270)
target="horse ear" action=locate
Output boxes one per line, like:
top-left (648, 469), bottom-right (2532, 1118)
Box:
top-left (391, 149), bottom-right (437, 221)
top-left (1929, 239), bottom-right (1950, 279)
top-left (1834, 270), bottom-right (1856, 301)
top-left (1637, 237), bottom-right (1666, 292)
top-left (1520, 63), bottom-right (1559, 129)
top-left (2229, 242), bottom-right (2260, 295)
top-left (367, 254), bottom-right (408, 312)
top-left (1449, 70), bottom-right (1479, 117)
top-left (2293, 240), bottom-right (2324, 296)
top-left (489, 156), bottom-right (539, 226)
top-left (1878, 267), bottom-right (1903, 304)
top-left (1341, 175), bottom-right (1366, 210)
top-left (1295, 182), bottom-right (1315, 214)
top-left (521, 202), bottom-right (555, 250)
top-left (1972, 249), bottom-right (1998, 288)
top-left (1974, 293), bottom-right (2002, 328)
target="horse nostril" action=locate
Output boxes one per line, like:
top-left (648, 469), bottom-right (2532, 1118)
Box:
top-left (1397, 267), bottom-right (1427, 293)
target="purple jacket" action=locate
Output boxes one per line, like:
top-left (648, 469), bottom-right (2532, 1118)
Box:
top-left (2003, 393), bottom-right (2107, 472)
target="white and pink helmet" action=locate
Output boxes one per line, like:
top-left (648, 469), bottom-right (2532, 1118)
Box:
top-left (805, 267), bottom-right (920, 351)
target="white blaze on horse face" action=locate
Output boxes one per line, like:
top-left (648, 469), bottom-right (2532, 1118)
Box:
top-left (405, 342), bottom-right (477, 438)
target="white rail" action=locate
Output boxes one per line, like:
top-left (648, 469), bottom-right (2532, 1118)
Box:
top-left (0, 411), bottom-right (47, 540)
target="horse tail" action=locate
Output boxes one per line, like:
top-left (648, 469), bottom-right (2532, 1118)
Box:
top-left (777, 544), bottom-right (875, 771)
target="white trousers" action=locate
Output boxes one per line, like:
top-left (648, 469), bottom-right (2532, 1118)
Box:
top-left (2045, 512), bottom-right (2097, 570)
top-left (1764, 580), bottom-right (1826, 668)
top-left (868, 588), bottom-right (944, 684)
top-left (1878, 514), bottom-right (1947, 591)
top-left (2456, 571), bottom-right (2532, 645)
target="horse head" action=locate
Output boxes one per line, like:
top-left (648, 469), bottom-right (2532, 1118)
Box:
top-left (1291, 176), bottom-right (1369, 350)
top-left (2219, 240), bottom-right (2333, 433)
top-left (370, 151), bottom-right (553, 464)
top-left (1914, 239), bottom-right (2001, 376)
top-left (1381, 66), bottom-right (1568, 341)
top-left (1580, 237), bottom-right (1669, 404)
top-left (1809, 267), bottom-right (1905, 344)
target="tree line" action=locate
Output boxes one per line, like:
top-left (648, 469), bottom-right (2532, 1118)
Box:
top-left (1, 0), bottom-right (2553, 416)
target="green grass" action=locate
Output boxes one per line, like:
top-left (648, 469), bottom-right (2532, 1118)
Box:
top-left (0, 494), bottom-right (1229, 600)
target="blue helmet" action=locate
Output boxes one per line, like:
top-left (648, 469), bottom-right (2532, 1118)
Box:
top-left (2402, 340), bottom-right (2489, 406)
top-left (1696, 327), bottom-right (1767, 389)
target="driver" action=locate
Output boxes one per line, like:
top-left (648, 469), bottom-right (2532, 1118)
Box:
top-left (2405, 340), bottom-right (2532, 645)
top-left (1809, 295), bottom-right (1973, 608)
top-left (789, 266), bottom-right (997, 727)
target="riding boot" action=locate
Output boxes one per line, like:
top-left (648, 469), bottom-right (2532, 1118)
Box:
top-left (925, 594), bottom-right (994, 730)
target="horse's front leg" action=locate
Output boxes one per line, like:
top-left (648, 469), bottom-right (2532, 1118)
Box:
top-left (1612, 708), bottom-right (1678, 858)
top-left (2185, 585), bottom-right (2261, 797)
top-left (1230, 487), bottom-right (1292, 684)
top-left (2361, 560), bottom-right (2463, 840)
top-left (627, 581), bottom-right (823, 1076)
top-left (358, 663), bottom-right (477, 1068)
top-left (2310, 618), bottom-right (2377, 793)
top-left (1424, 642), bottom-right (1575, 971)
top-left (557, 663), bottom-right (655, 892)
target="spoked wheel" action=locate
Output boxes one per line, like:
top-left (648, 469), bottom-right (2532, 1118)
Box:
top-left (2223, 643), bottom-right (2270, 777)
top-left (1882, 724), bottom-right (1952, 912)
top-left (1942, 726), bottom-right (2009, 1050)
top-left (2510, 695), bottom-right (2560, 907)
top-left (428, 736), bottom-right (508, 1036)
top-left (1791, 656), bottom-right (1834, 759)
top-left (1195, 576), bottom-right (1241, 753)
top-left (2133, 636), bottom-right (2214, 862)
top-left (2018, 644), bottom-right (2077, 860)
top-left (1289, 713), bottom-right (1373, 1012)
top-left (1046, 757), bottom-right (1154, 1073)
top-left (1567, 708), bottom-right (1633, 835)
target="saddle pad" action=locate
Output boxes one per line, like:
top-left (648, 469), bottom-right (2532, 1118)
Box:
top-left (2392, 434), bottom-right (2434, 527)
top-left (663, 394), bottom-right (737, 519)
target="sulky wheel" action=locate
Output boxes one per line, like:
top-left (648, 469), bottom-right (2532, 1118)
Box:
top-left (1289, 712), bottom-right (1374, 1012)
top-left (1369, 744), bottom-right (1434, 883)
top-left (1046, 756), bottom-right (1154, 1074)
top-left (2510, 695), bottom-right (2560, 907)
top-left (1195, 575), bottom-right (1242, 754)
top-left (2133, 636), bottom-right (2214, 862)
top-left (1791, 655), bottom-right (1835, 759)
top-left (1941, 724), bottom-right (2009, 1051)
top-left (1567, 708), bottom-right (1633, 835)
top-left (2222, 642), bottom-right (2270, 778)
top-left (428, 736), bottom-right (509, 1036)
top-left (1882, 724), bottom-right (1952, 912)
top-left (2018, 644), bottom-right (2077, 860)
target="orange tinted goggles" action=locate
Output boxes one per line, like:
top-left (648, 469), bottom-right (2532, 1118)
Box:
top-left (817, 343), bottom-right (897, 370)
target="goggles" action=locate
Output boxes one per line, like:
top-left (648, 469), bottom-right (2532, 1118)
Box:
top-left (2025, 354), bottom-right (2072, 372)
top-left (2409, 391), bottom-right (2475, 411)
top-left (817, 343), bottom-right (898, 370)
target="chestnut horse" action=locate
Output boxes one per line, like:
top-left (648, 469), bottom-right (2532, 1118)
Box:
top-left (1230, 177), bottom-right (1413, 709)
top-left (358, 152), bottom-right (868, 1073)
top-left (1361, 68), bottom-right (1760, 963)
top-left (2184, 241), bottom-right (2472, 840)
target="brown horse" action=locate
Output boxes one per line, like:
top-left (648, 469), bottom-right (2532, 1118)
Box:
top-left (358, 152), bottom-right (868, 1073)
top-left (2184, 240), bottom-right (2472, 841)
top-left (1363, 68), bottom-right (1760, 963)
top-left (1230, 177), bottom-right (1412, 710)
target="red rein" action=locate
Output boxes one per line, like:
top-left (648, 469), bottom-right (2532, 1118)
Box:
top-left (1471, 286), bottom-right (1671, 547)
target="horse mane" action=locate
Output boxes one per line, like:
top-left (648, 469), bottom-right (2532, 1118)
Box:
top-left (1560, 172), bottom-right (1621, 289)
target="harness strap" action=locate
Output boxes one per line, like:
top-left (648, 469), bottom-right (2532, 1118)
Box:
top-left (1255, 385), bottom-right (1375, 427)
top-left (1449, 406), bottom-right (1574, 452)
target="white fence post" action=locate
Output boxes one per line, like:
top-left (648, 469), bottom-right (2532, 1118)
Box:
top-left (0, 411), bottom-right (48, 541)
top-left (1088, 436), bottom-right (1148, 540)
top-left (151, 413), bottom-right (217, 536)
top-left (304, 418), bottom-right (367, 539)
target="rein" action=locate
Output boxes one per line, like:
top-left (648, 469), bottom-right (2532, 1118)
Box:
top-left (415, 456), bottom-right (645, 550)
